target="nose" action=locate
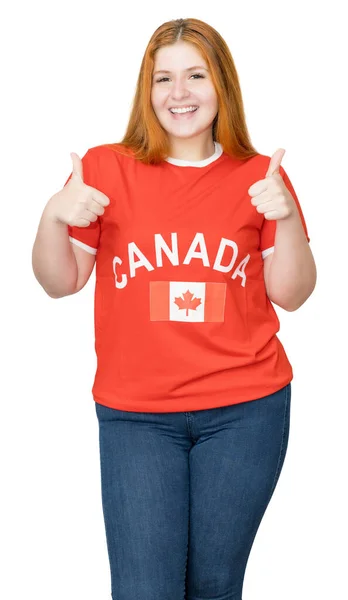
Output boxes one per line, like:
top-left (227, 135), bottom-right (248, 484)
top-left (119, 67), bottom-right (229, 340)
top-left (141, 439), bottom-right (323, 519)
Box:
top-left (170, 78), bottom-right (190, 102)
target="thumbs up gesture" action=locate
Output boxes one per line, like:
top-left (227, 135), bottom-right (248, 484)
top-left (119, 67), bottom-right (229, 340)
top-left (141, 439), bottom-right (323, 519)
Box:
top-left (248, 149), bottom-right (296, 221)
top-left (48, 152), bottom-right (110, 227)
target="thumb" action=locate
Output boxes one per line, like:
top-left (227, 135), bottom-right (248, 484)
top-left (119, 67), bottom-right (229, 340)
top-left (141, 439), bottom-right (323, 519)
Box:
top-left (70, 152), bottom-right (84, 182)
top-left (266, 148), bottom-right (285, 178)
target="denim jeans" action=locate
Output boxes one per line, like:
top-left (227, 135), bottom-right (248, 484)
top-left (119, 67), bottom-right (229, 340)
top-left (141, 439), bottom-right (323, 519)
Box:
top-left (95, 383), bottom-right (291, 600)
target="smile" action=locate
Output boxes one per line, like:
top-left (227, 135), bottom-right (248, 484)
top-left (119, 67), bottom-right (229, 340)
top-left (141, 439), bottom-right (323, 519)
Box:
top-left (169, 107), bottom-right (199, 119)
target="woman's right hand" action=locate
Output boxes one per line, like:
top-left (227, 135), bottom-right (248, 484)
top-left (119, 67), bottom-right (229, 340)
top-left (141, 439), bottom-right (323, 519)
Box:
top-left (48, 152), bottom-right (110, 227)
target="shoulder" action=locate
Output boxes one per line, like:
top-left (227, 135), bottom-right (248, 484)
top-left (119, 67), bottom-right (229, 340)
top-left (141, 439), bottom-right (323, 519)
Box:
top-left (241, 152), bottom-right (286, 182)
top-left (87, 142), bottom-right (134, 161)
top-left (246, 152), bottom-right (288, 179)
top-left (246, 152), bottom-right (271, 171)
top-left (84, 143), bottom-right (137, 177)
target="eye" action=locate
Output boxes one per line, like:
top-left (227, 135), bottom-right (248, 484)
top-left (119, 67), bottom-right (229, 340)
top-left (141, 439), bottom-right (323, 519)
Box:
top-left (155, 73), bottom-right (205, 83)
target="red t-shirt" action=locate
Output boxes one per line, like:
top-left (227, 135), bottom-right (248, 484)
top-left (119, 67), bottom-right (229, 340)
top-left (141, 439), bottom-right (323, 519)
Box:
top-left (64, 141), bottom-right (310, 412)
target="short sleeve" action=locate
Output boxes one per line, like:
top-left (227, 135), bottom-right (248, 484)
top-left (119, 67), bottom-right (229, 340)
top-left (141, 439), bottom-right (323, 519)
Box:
top-left (63, 149), bottom-right (101, 256)
top-left (260, 165), bottom-right (310, 259)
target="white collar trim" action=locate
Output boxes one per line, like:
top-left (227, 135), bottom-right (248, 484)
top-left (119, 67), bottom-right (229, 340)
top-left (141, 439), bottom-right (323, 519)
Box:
top-left (165, 141), bottom-right (223, 167)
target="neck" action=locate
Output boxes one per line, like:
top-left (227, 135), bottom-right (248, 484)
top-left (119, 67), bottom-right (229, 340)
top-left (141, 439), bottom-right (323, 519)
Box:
top-left (168, 135), bottom-right (215, 162)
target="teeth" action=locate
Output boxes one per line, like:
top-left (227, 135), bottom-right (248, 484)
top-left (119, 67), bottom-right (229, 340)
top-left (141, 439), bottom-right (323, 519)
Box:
top-left (170, 106), bottom-right (198, 114)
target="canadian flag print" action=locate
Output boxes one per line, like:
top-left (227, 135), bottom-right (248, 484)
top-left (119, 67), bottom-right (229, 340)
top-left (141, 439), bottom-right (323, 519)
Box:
top-left (150, 281), bottom-right (226, 322)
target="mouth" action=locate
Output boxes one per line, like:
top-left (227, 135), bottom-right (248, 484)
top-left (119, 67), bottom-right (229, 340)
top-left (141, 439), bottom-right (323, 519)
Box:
top-left (168, 107), bottom-right (199, 119)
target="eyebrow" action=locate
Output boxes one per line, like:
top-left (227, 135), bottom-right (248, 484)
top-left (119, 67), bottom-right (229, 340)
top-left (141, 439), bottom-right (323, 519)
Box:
top-left (153, 65), bottom-right (208, 76)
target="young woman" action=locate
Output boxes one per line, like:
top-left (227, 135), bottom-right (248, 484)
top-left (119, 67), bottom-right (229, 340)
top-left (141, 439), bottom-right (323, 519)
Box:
top-left (32, 17), bottom-right (316, 600)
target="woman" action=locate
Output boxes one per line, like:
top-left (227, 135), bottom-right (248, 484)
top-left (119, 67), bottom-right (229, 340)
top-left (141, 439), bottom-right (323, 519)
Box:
top-left (32, 17), bottom-right (316, 600)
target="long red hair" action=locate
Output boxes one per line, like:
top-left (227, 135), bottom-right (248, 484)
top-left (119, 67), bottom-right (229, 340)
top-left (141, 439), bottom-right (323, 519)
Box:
top-left (104, 18), bottom-right (259, 164)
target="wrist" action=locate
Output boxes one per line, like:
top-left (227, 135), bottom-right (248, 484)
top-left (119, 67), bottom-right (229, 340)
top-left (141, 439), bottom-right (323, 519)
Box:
top-left (44, 195), bottom-right (64, 225)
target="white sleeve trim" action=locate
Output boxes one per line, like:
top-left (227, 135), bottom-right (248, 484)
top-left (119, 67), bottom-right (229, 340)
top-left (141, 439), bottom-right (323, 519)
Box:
top-left (69, 236), bottom-right (97, 255)
top-left (261, 246), bottom-right (275, 259)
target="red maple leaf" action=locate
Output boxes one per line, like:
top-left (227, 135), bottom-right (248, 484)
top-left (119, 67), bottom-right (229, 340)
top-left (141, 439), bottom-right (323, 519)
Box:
top-left (174, 289), bottom-right (202, 317)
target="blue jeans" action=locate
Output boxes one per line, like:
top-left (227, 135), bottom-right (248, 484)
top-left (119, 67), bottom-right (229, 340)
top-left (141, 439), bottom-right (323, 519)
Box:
top-left (95, 383), bottom-right (291, 600)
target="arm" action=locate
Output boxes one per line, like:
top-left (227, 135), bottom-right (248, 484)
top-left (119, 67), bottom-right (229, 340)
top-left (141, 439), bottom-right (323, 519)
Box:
top-left (32, 197), bottom-right (96, 298)
top-left (32, 197), bottom-right (78, 298)
top-left (263, 211), bottom-right (317, 311)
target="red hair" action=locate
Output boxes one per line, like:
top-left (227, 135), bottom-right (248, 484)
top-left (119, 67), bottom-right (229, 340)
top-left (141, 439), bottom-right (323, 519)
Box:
top-left (104, 18), bottom-right (259, 164)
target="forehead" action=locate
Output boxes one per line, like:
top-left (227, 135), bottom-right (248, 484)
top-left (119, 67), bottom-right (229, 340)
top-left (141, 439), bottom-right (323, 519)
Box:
top-left (154, 42), bottom-right (207, 69)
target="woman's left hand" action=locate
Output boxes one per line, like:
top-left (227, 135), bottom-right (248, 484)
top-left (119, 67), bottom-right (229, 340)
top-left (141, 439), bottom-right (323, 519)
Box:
top-left (248, 149), bottom-right (297, 221)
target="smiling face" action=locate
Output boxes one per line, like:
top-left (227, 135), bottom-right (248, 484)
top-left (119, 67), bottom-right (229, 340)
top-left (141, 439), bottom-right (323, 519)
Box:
top-left (151, 41), bottom-right (219, 146)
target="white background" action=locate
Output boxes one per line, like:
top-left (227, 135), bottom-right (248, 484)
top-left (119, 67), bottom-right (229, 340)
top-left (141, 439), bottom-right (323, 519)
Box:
top-left (2, 1), bottom-right (347, 598)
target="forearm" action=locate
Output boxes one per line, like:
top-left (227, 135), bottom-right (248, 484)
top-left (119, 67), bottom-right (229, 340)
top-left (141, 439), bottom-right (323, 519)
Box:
top-left (32, 196), bottom-right (78, 298)
top-left (267, 210), bottom-right (317, 311)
